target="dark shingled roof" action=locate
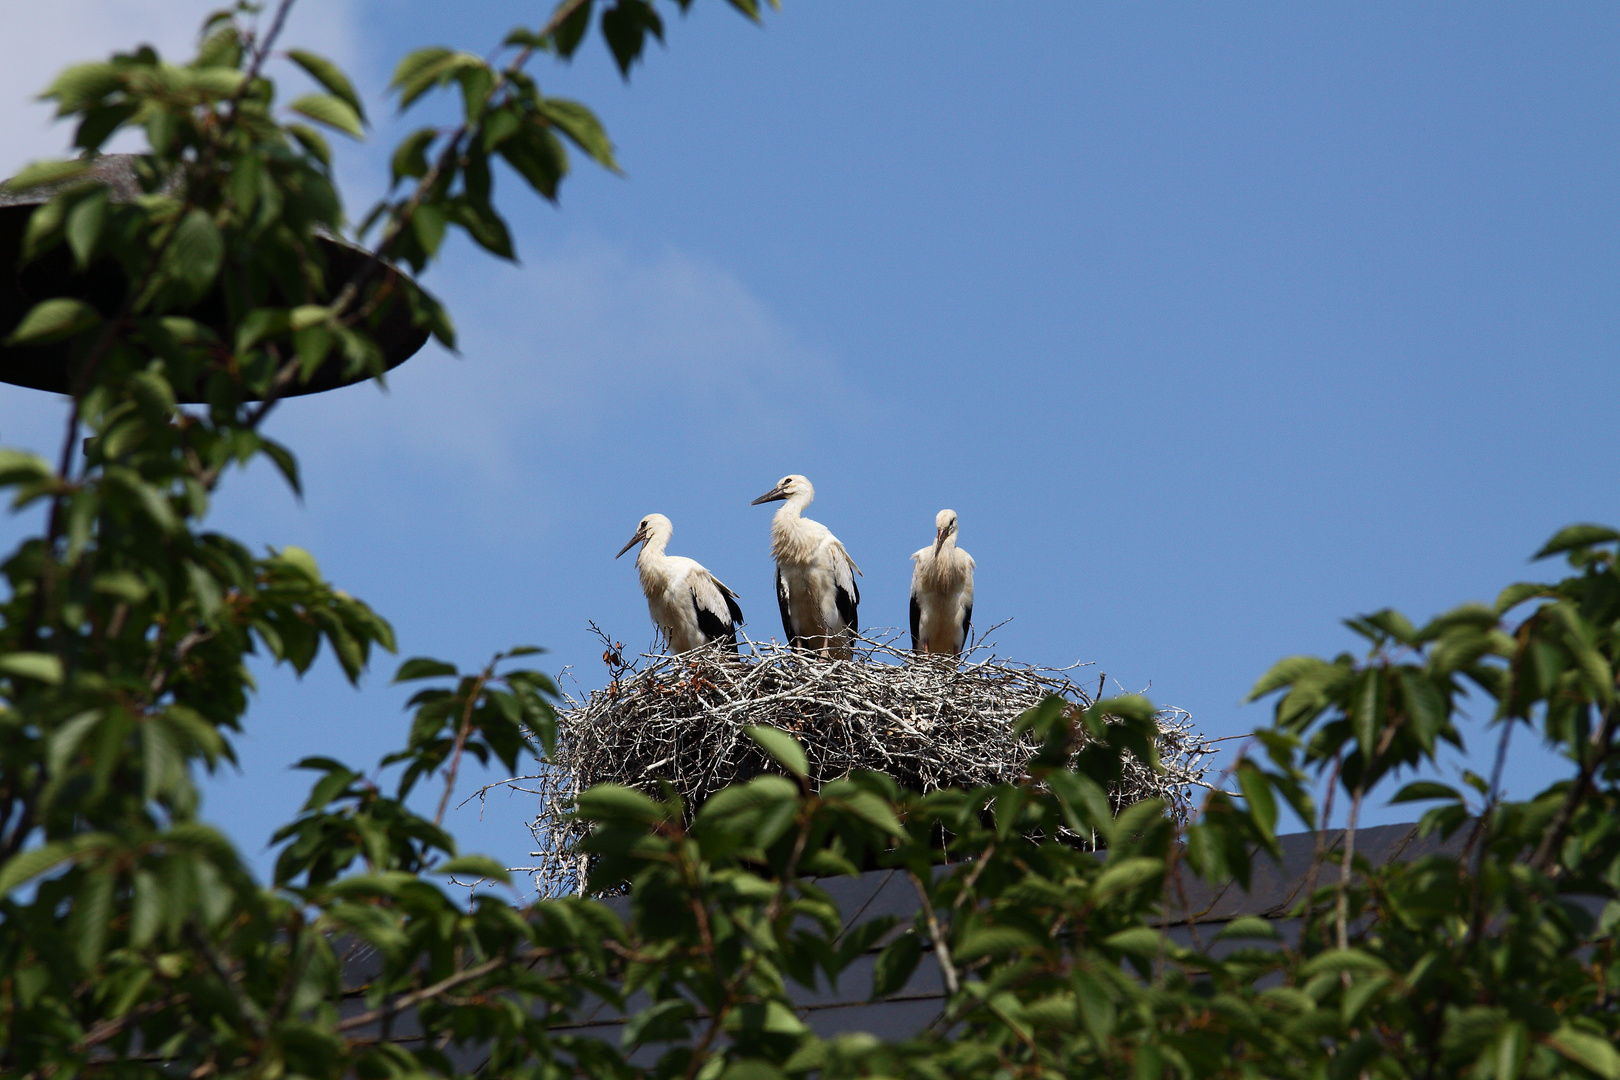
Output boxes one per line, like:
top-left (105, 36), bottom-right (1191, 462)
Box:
top-left (337, 821), bottom-right (1460, 1070)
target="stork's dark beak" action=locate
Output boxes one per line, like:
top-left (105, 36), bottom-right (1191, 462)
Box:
top-left (750, 485), bottom-right (787, 506)
top-left (616, 527), bottom-right (648, 559)
top-left (934, 527), bottom-right (947, 556)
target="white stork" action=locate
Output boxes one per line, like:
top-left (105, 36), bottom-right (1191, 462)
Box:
top-left (750, 475), bottom-right (862, 659)
top-left (616, 513), bottom-right (744, 653)
top-left (910, 508), bottom-right (974, 657)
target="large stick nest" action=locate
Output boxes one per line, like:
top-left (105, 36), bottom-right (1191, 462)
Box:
top-left (521, 630), bottom-right (1212, 898)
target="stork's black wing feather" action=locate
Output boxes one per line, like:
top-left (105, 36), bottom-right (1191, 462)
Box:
top-left (692, 590), bottom-right (739, 651)
top-left (961, 601), bottom-right (973, 653)
top-left (775, 567), bottom-right (797, 646)
top-left (909, 592), bottom-right (921, 652)
top-left (832, 549), bottom-right (860, 636)
top-left (836, 584), bottom-right (858, 636)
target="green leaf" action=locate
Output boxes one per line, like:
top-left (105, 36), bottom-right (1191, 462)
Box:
top-left (300, 760), bottom-right (359, 811)
top-left (171, 209), bottom-right (223, 294)
top-left (285, 123), bottom-right (332, 167)
top-left (1546, 1025), bottom-right (1620, 1079)
top-left (260, 437), bottom-right (302, 497)
top-left (1494, 581), bottom-right (1550, 616)
top-left (954, 925), bottom-right (1042, 961)
top-left (1247, 655), bottom-right (1329, 701)
top-left (1, 158), bottom-right (89, 192)
top-left (575, 784), bottom-right (664, 824)
top-left (1089, 694), bottom-right (1156, 724)
top-left (104, 469), bottom-right (178, 533)
top-left (1012, 694), bottom-right (1067, 737)
top-left (1073, 968), bottom-right (1116, 1041)
top-left (1089, 856), bottom-right (1163, 902)
top-left (832, 789), bottom-right (904, 837)
top-left (286, 50), bottom-right (366, 123)
top-left (66, 189), bottom-right (108, 270)
top-left (698, 775), bottom-right (798, 821)
top-left (395, 657), bottom-right (458, 683)
top-left (5, 297), bottom-right (99, 345)
top-left (288, 93), bottom-right (364, 139)
top-left (1214, 916), bottom-right (1281, 942)
top-left (1390, 781), bottom-right (1462, 805)
top-left (1534, 524), bottom-right (1620, 561)
top-left (46, 709), bottom-right (103, 779)
top-left (744, 724), bottom-right (808, 779)
top-left (622, 997), bottom-right (694, 1048)
top-left (481, 104), bottom-right (522, 153)
top-left (0, 835), bottom-right (97, 893)
top-left (1346, 608), bottom-right (1417, 645)
top-left (391, 128), bottom-right (437, 184)
top-left (720, 1060), bottom-right (787, 1080)
top-left (391, 46), bottom-right (452, 89)
top-left (1022, 992), bottom-right (1079, 1030)
top-left (549, 0), bottom-right (594, 58)
top-left (502, 645), bottom-right (544, 658)
top-left (451, 195), bottom-right (514, 260)
top-left (411, 202), bottom-right (447, 259)
top-left (1341, 973), bottom-right (1391, 1024)
top-left (276, 545), bottom-right (322, 582)
top-left (736, 1000), bottom-right (808, 1038)
top-left (1102, 927), bottom-right (1165, 956)
top-left (0, 651), bottom-right (64, 685)
top-left (72, 867), bottom-right (116, 968)
top-left (1548, 601), bottom-right (1614, 707)
top-left (870, 931), bottom-right (922, 999)
top-left (536, 97), bottom-right (620, 171)
top-left (391, 46), bottom-right (462, 110)
top-left (455, 63), bottom-right (497, 122)
top-left (498, 123), bottom-right (567, 200)
top-left (1351, 668), bottom-right (1383, 760)
top-left (601, 0), bottom-right (665, 76)
top-left (0, 449), bottom-right (55, 488)
top-left (436, 854), bottom-right (511, 884)
top-left (1236, 763), bottom-right (1278, 838)
top-left (1299, 948), bottom-right (1389, 978)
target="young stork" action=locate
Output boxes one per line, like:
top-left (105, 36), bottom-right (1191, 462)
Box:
top-left (616, 513), bottom-right (744, 653)
top-left (910, 508), bottom-right (974, 657)
top-left (750, 475), bottom-right (862, 659)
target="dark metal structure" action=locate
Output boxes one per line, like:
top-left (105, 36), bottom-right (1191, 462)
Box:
top-left (0, 155), bottom-right (429, 401)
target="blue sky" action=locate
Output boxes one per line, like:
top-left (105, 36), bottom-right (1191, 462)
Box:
top-left (1, 3), bottom-right (1616, 886)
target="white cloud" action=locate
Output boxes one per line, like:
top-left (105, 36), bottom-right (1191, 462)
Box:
top-left (257, 235), bottom-right (857, 510)
top-left (0, 1), bottom-right (363, 176)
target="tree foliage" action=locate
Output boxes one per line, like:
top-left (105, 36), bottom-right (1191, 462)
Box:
top-left (1, 4), bottom-right (1618, 1078)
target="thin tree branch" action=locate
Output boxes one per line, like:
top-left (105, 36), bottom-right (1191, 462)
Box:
top-left (1529, 703), bottom-right (1617, 873)
top-left (436, 666), bottom-right (492, 827)
top-left (334, 955), bottom-right (507, 1033)
top-left (77, 993), bottom-right (190, 1051)
top-left (908, 870), bottom-right (960, 996)
top-left (1336, 783), bottom-right (1364, 952)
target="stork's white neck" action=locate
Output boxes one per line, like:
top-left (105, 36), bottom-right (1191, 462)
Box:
top-left (636, 530), bottom-right (673, 590)
top-left (770, 494), bottom-right (821, 565)
top-left (915, 533), bottom-right (970, 591)
top-left (779, 489), bottom-right (813, 518)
